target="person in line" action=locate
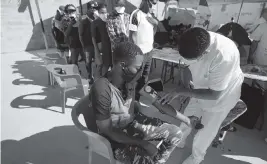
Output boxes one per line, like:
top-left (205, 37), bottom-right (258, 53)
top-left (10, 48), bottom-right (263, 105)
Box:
top-left (129, 0), bottom-right (159, 101)
top-left (160, 27), bottom-right (244, 164)
top-left (91, 3), bottom-right (112, 77)
top-left (63, 4), bottom-right (84, 73)
top-left (51, 5), bottom-right (70, 63)
top-left (79, 1), bottom-right (99, 84)
top-left (247, 8), bottom-right (267, 142)
top-left (106, 0), bottom-right (130, 51)
top-left (85, 42), bottom-right (184, 164)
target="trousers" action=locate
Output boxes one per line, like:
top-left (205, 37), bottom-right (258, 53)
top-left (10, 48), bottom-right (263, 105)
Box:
top-left (135, 51), bottom-right (153, 101)
top-left (180, 97), bottom-right (240, 163)
top-left (110, 112), bottom-right (182, 164)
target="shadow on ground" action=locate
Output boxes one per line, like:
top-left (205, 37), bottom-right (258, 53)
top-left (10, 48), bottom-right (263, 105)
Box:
top-left (1, 126), bottom-right (88, 164)
top-left (10, 56), bottom-right (85, 113)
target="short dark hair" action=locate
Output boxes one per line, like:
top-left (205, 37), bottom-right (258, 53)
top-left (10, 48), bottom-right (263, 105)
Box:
top-left (113, 42), bottom-right (143, 64)
top-left (97, 3), bottom-right (107, 10)
top-left (64, 4), bottom-right (76, 12)
top-left (115, 0), bottom-right (126, 6)
top-left (178, 27), bottom-right (210, 59)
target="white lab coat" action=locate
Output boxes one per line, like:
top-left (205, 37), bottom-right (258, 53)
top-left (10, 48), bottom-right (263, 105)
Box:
top-left (180, 32), bottom-right (244, 164)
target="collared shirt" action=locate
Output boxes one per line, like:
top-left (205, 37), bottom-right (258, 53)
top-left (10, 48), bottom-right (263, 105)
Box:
top-left (106, 11), bottom-right (130, 50)
top-left (188, 32), bottom-right (244, 112)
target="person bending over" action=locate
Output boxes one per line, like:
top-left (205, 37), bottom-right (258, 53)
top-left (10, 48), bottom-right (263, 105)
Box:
top-left (160, 27), bottom-right (244, 164)
top-left (86, 42), bottom-right (184, 164)
top-left (91, 3), bottom-right (112, 77)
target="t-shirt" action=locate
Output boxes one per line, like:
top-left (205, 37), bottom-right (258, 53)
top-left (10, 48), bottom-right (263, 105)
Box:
top-left (90, 78), bottom-right (135, 128)
top-left (79, 16), bottom-right (94, 47)
top-left (250, 22), bottom-right (267, 66)
top-left (68, 26), bottom-right (83, 48)
top-left (129, 9), bottom-right (154, 54)
top-left (187, 32), bottom-right (244, 112)
top-left (91, 18), bottom-right (111, 48)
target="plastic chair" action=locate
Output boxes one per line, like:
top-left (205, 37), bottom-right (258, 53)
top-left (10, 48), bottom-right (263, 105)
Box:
top-left (46, 64), bottom-right (89, 113)
top-left (71, 96), bottom-right (123, 164)
top-left (43, 52), bottom-right (68, 85)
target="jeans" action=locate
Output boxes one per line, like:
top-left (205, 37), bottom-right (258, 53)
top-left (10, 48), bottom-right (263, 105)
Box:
top-left (111, 112), bottom-right (182, 164)
top-left (84, 46), bottom-right (94, 79)
top-left (135, 51), bottom-right (153, 101)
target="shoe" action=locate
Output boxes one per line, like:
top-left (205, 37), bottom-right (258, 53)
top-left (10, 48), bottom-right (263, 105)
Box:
top-left (182, 155), bottom-right (202, 164)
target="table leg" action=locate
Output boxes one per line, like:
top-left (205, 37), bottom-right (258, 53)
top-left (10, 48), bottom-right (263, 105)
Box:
top-left (163, 61), bottom-right (168, 83)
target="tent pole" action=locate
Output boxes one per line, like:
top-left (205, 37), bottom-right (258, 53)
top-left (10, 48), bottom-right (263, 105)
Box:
top-left (237, 0), bottom-right (244, 23)
top-left (79, 0), bottom-right (83, 15)
top-left (34, 0), bottom-right (48, 50)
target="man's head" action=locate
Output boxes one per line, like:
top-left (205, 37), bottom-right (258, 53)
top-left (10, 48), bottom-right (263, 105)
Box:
top-left (87, 1), bottom-right (99, 15)
top-left (97, 3), bottom-right (108, 21)
top-left (178, 27), bottom-right (210, 64)
top-left (112, 42), bottom-right (144, 84)
top-left (64, 4), bottom-right (77, 17)
top-left (114, 0), bottom-right (126, 14)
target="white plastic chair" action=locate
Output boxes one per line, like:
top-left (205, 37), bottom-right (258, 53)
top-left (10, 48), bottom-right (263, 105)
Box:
top-left (43, 52), bottom-right (68, 85)
top-left (46, 64), bottom-right (89, 113)
top-left (71, 95), bottom-right (123, 164)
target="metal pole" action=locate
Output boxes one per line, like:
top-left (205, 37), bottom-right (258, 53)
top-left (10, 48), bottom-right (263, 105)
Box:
top-left (79, 0), bottom-right (83, 15)
top-left (34, 0), bottom-right (48, 50)
top-left (237, 0), bottom-right (244, 23)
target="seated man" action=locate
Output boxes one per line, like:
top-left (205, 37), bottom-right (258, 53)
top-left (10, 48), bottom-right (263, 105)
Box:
top-left (86, 42), bottom-right (184, 164)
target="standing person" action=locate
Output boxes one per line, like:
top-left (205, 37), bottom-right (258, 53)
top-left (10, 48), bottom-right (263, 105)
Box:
top-left (64, 4), bottom-right (84, 73)
top-left (129, 0), bottom-right (159, 101)
top-left (159, 27), bottom-right (244, 164)
top-left (91, 3), bottom-right (112, 77)
top-left (106, 0), bottom-right (130, 51)
top-left (247, 8), bottom-right (267, 140)
top-left (51, 5), bottom-right (70, 62)
top-left (84, 42), bottom-right (183, 164)
top-left (79, 1), bottom-right (99, 84)
top-left (248, 9), bottom-right (267, 83)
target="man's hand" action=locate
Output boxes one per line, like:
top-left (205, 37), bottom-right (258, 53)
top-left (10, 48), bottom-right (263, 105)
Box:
top-left (142, 141), bottom-right (158, 157)
top-left (146, 15), bottom-right (158, 26)
top-left (94, 49), bottom-right (102, 65)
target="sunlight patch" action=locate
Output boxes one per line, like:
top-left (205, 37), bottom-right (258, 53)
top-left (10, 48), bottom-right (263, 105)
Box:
top-left (23, 95), bottom-right (46, 100)
top-left (223, 155), bottom-right (267, 164)
top-left (66, 98), bottom-right (78, 106)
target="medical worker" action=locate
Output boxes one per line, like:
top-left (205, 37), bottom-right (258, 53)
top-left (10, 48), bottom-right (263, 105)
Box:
top-left (160, 27), bottom-right (244, 164)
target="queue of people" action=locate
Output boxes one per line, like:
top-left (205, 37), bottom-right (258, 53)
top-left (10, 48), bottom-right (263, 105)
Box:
top-left (52, 0), bottom-right (266, 163)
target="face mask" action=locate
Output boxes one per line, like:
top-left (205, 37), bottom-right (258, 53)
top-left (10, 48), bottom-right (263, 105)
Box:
top-left (93, 10), bottom-right (99, 17)
top-left (122, 66), bottom-right (142, 83)
top-left (115, 6), bottom-right (125, 14)
top-left (99, 13), bottom-right (108, 22)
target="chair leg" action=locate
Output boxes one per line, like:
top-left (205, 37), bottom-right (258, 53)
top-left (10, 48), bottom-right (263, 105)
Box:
top-left (61, 90), bottom-right (66, 114)
top-left (88, 147), bottom-right (93, 164)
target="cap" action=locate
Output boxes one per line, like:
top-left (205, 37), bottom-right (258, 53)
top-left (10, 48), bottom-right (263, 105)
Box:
top-left (88, 1), bottom-right (99, 9)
